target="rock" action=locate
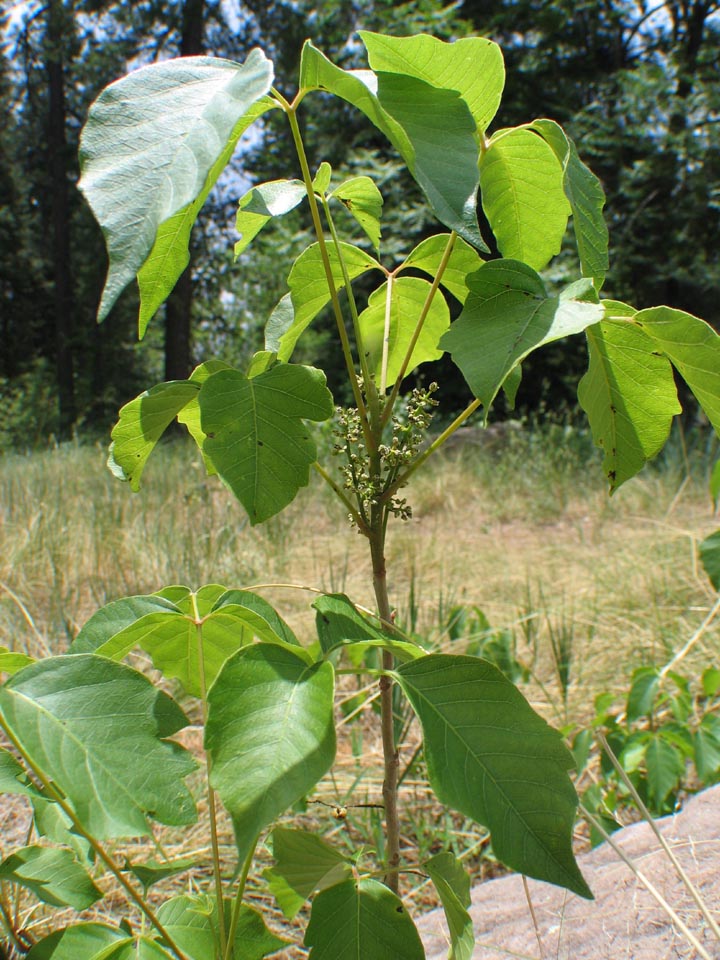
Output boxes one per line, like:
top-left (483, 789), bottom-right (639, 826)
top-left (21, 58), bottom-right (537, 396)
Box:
top-left (419, 785), bottom-right (720, 959)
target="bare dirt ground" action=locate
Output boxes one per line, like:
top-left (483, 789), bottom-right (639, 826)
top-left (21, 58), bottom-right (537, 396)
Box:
top-left (419, 785), bottom-right (720, 960)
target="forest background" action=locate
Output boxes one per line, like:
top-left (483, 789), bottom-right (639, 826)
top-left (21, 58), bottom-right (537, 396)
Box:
top-left (1, 0), bottom-right (719, 449)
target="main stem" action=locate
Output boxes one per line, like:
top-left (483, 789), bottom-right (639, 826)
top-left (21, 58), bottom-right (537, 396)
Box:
top-left (369, 508), bottom-right (401, 893)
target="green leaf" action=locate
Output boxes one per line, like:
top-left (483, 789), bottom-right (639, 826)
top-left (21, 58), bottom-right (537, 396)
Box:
top-left (305, 878), bottom-right (425, 959)
top-left (72, 588), bottom-right (292, 698)
top-left (645, 734), bottom-right (684, 805)
top-left (156, 894), bottom-right (288, 960)
top-left (313, 594), bottom-right (422, 663)
top-left (396, 654), bottom-right (591, 898)
top-left (358, 276), bottom-right (450, 386)
top-left (32, 798), bottom-right (94, 866)
top-left (108, 381), bottom-right (199, 490)
top-left (126, 857), bottom-right (196, 893)
top-left (137, 97), bottom-right (276, 335)
top-left (634, 306), bottom-right (720, 434)
top-left (0, 845), bottom-right (101, 910)
top-left (530, 119), bottom-right (609, 283)
top-left (0, 747), bottom-right (39, 797)
top-left (0, 646), bottom-right (34, 675)
top-left (0, 655), bottom-right (196, 839)
top-left (212, 589), bottom-right (300, 647)
top-left (711, 460), bottom-right (720, 509)
top-left (264, 827), bottom-right (352, 919)
top-left (266, 241), bottom-right (381, 361)
top-left (300, 42), bottom-right (486, 251)
top-left (205, 644), bottom-right (336, 862)
top-left (578, 316), bottom-right (681, 492)
top-left (27, 923), bottom-right (128, 960)
top-left (626, 667), bottom-right (660, 723)
top-left (234, 179), bottom-right (307, 257)
top-left (313, 162), bottom-right (332, 194)
top-left (400, 234), bottom-right (485, 304)
top-left (79, 52), bottom-right (274, 321)
top-left (699, 530), bottom-right (720, 591)
top-left (425, 852), bottom-right (474, 960)
top-left (440, 261), bottom-right (603, 413)
top-left (199, 364), bottom-right (334, 524)
top-left (176, 360), bottom-right (235, 474)
top-left (330, 176), bottom-right (383, 251)
top-left (480, 127), bottom-right (571, 270)
top-left (70, 595), bottom-right (181, 654)
top-left (702, 667), bottom-right (720, 698)
top-left (694, 715), bottom-right (720, 781)
top-left (360, 32), bottom-right (505, 134)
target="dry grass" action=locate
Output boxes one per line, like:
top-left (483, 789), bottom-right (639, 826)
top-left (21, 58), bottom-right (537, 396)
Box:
top-left (0, 426), bottom-right (718, 954)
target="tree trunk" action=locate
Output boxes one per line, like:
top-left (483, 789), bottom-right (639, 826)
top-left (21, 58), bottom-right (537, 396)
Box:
top-left (163, 0), bottom-right (205, 382)
top-left (46, 0), bottom-right (76, 438)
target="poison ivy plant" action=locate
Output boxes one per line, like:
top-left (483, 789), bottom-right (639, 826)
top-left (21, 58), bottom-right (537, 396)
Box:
top-left (3, 26), bottom-right (719, 960)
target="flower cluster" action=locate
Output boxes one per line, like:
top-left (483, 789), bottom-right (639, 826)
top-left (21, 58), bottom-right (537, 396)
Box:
top-left (332, 383), bottom-right (439, 525)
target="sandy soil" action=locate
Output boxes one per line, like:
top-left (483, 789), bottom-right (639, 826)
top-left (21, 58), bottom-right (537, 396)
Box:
top-left (419, 785), bottom-right (720, 959)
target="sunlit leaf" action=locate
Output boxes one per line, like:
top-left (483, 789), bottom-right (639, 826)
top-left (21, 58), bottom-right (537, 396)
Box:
top-left (265, 241), bottom-right (381, 361)
top-left (400, 233), bottom-right (485, 304)
top-left (212, 589), bottom-right (300, 647)
top-left (206, 644), bottom-right (336, 862)
top-left (176, 360), bottom-right (235, 473)
top-left (331, 176), bottom-right (383, 251)
top-left (137, 97), bottom-right (276, 335)
top-left (234, 179), bottom-right (307, 257)
top-left (425, 852), bottom-right (474, 960)
top-left (70, 595), bottom-right (180, 653)
top-left (300, 42), bottom-right (486, 251)
top-left (441, 261), bottom-right (603, 413)
top-left (396, 655), bottom-right (591, 898)
top-left (578, 313), bottom-right (681, 492)
top-left (360, 32), bottom-right (505, 134)
top-left (358, 276), bottom-right (450, 386)
top-left (0, 655), bottom-right (196, 839)
top-left (305, 878), bottom-right (425, 959)
top-left (633, 306), bottom-right (720, 434)
top-left (27, 923), bottom-right (128, 960)
top-left (156, 893), bottom-right (289, 960)
top-left (264, 827), bottom-right (352, 919)
top-left (0, 646), bottom-right (34, 675)
top-left (530, 119), bottom-right (609, 283)
top-left (626, 668), bottom-right (660, 723)
top-left (199, 364), bottom-right (334, 524)
top-left (480, 127), bottom-right (571, 270)
top-left (0, 845), bottom-right (101, 910)
top-left (313, 161), bottom-right (332, 194)
top-left (79, 53), bottom-right (274, 321)
top-left (108, 381), bottom-right (199, 490)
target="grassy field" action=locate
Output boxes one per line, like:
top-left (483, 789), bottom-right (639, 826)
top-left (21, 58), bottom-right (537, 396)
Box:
top-left (1, 423), bottom-right (718, 951)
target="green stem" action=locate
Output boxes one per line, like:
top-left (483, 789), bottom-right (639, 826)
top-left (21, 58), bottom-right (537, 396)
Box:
top-left (280, 97), bottom-right (373, 451)
top-left (223, 837), bottom-right (259, 960)
top-left (382, 397), bottom-right (482, 502)
top-left (381, 231), bottom-right (457, 427)
top-left (0, 719), bottom-right (190, 960)
top-left (312, 461), bottom-right (369, 533)
top-left (320, 194), bottom-right (382, 432)
top-left (192, 598), bottom-right (227, 960)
